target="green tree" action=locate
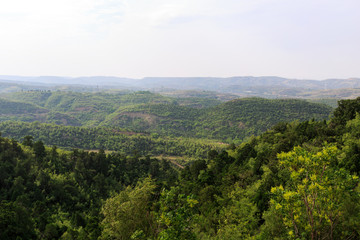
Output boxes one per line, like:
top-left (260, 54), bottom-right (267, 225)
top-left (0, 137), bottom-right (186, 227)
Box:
top-left (332, 97), bottom-right (360, 126)
top-left (100, 177), bottom-right (156, 240)
top-left (22, 135), bottom-right (34, 147)
top-left (264, 146), bottom-right (360, 240)
top-left (0, 201), bottom-right (36, 240)
top-left (33, 140), bottom-right (46, 160)
top-left (157, 187), bottom-right (198, 240)
top-left (214, 182), bottom-right (259, 240)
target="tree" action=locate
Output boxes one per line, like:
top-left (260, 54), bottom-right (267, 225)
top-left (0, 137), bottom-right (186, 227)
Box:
top-left (264, 146), bottom-right (360, 240)
top-left (22, 135), bottom-right (34, 147)
top-left (157, 187), bottom-right (198, 240)
top-left (215, 182), bottom-right (258, 240)
top-left (0, 201), bottom-right (36, 240)
top-left (332, 97), bottom-right (360, 126)
top-left (33, 140), bottom-right (46, 160)
top-left (100, 177), bottom-right (156, 240)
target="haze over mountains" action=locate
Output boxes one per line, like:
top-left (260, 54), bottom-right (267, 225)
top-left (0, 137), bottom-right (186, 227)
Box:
top-left (1, 75), bottom-right (360, 99)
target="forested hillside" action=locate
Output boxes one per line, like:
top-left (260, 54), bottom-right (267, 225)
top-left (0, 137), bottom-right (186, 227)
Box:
top-left (0, 91), bottom-right (333, 141)
top-left (196, 98), bottom-right (333, 141)
top-left (0, 98), bottom-right (48, 122)
top-left (1, 97), bottom-right (360, 239)
top-left (0, 121), bottom-right (225, 159)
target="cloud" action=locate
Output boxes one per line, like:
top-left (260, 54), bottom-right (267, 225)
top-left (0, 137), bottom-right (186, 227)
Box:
top-left (0, 0), bottom-right (271, 38)
top-left (0, 0), bottom-right (359, 79)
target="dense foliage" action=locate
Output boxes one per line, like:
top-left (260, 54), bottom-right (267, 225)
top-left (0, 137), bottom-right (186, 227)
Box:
top-left (197, 98), bottom-right (332, 141)
top-left (0, 91), bottom-right (332, 141)
top-left (0, 136), bottom-right (177, 239)
top-left (0, 121), bottom-right (224, 159)
top-left (2, 97), bottom-right (360, 239)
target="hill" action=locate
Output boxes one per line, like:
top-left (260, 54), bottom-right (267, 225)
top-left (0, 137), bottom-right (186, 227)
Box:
top-left (0, 121), bottom-right (225, 159)
top-left (1, 91), bottom-right (178, 126)
top-left (0, 98), bottom-right (49, 122)
top-left (196, 98), bottom-right (333, 141)
top-left (0, 98), bottom-right (359, 239)
top-left (2, 75), bottom-right (360, 99)
top-left (0, 91), bottom-right (333, 142)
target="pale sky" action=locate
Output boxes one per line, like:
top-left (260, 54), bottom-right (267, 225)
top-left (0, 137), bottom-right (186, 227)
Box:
top-left (0, 0), bottom-right (359, 79)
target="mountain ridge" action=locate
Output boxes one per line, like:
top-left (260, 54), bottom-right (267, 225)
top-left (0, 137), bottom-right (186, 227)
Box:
top-left (1, 75), bottom-right (360, 89)
top-left (2, 75), bottom-right (360, 99)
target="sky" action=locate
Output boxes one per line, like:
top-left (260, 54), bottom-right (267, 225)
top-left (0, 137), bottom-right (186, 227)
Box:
top-left (0, 0), bottom-right (359, 80)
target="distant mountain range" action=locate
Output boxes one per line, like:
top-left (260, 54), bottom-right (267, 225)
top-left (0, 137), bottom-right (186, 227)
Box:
top-left (1, 75), bottom-right (360, 98)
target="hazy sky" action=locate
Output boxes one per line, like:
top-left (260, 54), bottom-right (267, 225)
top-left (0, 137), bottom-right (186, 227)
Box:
top-left (0, 0), bottom-right (359, 79)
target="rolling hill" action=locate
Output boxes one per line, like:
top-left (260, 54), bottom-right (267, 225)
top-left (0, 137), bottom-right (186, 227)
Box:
top-left (0, 91), bottom-right (333, 142)
top-left (1, 75), bottom-right (360, 99)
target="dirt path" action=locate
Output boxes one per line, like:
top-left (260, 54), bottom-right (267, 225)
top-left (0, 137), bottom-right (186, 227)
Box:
top-left (170, 160), bottom-right (184, 169)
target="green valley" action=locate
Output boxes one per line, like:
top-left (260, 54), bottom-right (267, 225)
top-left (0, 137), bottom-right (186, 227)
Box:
top-left (1, 0), bottom-right (359, 238)
top-left (0, 97), bottom-right (359, 239)
top-left (0, 91), bottom-right (333, 144)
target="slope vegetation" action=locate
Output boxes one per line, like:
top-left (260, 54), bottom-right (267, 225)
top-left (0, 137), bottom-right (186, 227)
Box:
top-left (0, 98), bottom-right (359, 239)
top-left (0, 91), bottom-right (333, 141)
